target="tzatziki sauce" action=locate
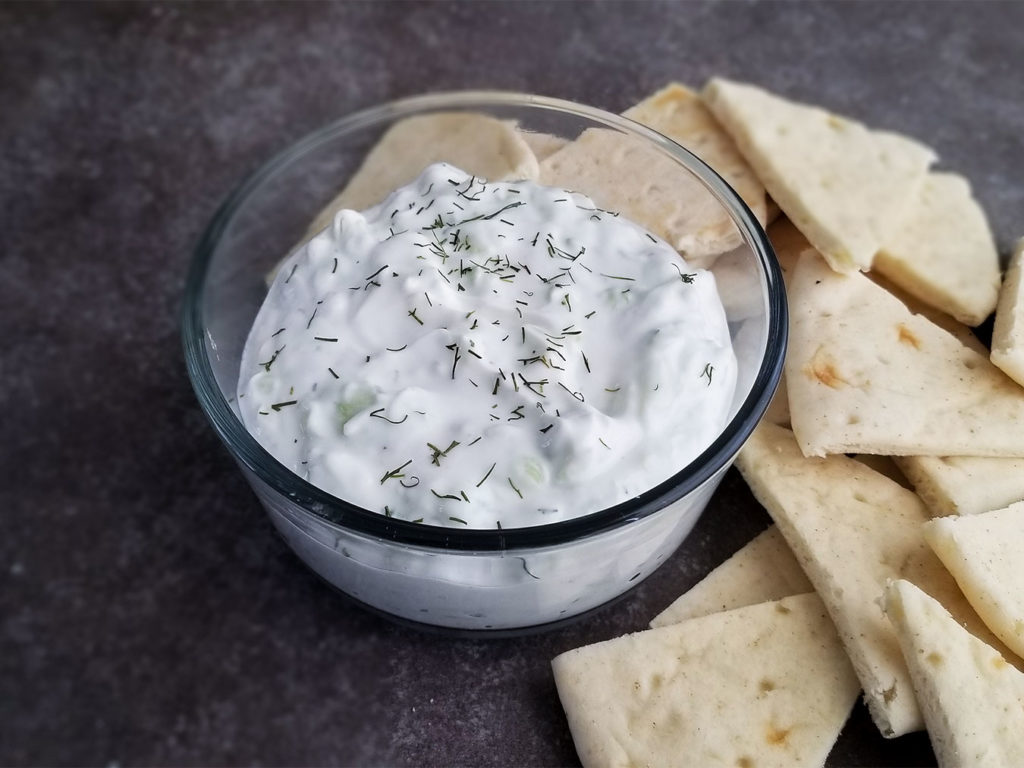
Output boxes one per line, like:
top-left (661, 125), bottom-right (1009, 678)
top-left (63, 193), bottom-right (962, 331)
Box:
top-left (238, 164), bottom-right (736, 528)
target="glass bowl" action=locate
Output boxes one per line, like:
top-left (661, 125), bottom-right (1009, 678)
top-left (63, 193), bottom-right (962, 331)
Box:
top-left (182, 91), bottom-right (787, 632)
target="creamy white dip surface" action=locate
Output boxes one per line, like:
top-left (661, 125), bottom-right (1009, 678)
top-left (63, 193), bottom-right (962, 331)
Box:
top-left (238, 164), bottom-right (736, 528)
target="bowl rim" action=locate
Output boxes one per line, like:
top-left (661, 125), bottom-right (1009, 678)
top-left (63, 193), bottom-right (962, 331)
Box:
top-left (182, 89), bottom-right (787, 552)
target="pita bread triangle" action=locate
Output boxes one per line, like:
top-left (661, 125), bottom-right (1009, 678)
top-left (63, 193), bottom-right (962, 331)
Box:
top-left (874, 172), bottom-right (1001, 326)
top-left (884, 579), bottom-right (1024, 768)
top-left (924, 500), bottom-right (1024, 660)
top-left (623, 82), bottom-right (768, 232)
top-left (786, 251), bottom-right (1024, 458)
top-left (650, 525), bottom-right (811, 628)
top-left (307, 112), bottom-right (539, 234)
top-left (992, 236), bottom-right (1024, 387)
top-left (702, 78), bottom-right (935, 274)
top-left (735, 422), bottom-right (1019, 738)
top-left (539, 82), bottom-right (768, 262)
top-left (894, 454), bottom-right (1024, 517)
top-left (552, 593), bottom-right (859, 768)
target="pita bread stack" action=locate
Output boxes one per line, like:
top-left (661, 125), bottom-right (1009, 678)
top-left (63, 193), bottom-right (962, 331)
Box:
top-left (552, 593), bottom-right (859, 768)
top-left (883, 580), bottom-right (1024, 768)
top-left (734, 421), bottom-right (1016, 737)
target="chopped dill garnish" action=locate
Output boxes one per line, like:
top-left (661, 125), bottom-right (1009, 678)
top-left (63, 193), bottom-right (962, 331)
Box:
top-left (365, 264), bottom-right (389, 281)
top-left (476, 462), bottom-right (497, 488)
top-left (558, 381), bottom-right (584, 401)
top-left (270, 400), bottom-right (297, 411)
top-left (370, 408), bottom-right (408, 425)
top-left (447, 343), bottom-right (462, 379)
top-left (449, 516), bottom-right (468, 525)
top-left (407, 308), bottom-right (424, 325)
top-left (507, 477), bottom-right (523, 499)
top-left (671, 263), bottom-right (697, 283)
top-left (427, 440), bottom-right (460, 466)
top-left (380, 459), bottom-right (413, 485)
top-left (260, 345), bottom-right (285, 372)
top-left (431, 489), bottom-right (462, 501)
top-left (313, 336), bottom-right (338, 342)
top-left (700, 362), bottom-right (714, 385)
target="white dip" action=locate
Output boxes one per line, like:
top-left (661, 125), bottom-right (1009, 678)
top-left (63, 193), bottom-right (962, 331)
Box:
top-left (238, 164), bottom-right (736, 528)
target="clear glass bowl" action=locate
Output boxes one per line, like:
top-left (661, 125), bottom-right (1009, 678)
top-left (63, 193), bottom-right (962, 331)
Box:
top-left (182, 91), bottom-right (787, 632)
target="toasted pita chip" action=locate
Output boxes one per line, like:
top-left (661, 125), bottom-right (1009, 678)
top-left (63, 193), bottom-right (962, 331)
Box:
top-left (553, 593), bottom-right (859, 768)
top-left (538, 104), bottom-right (751, 261)
top-left (624, 83), bottom-right (767, 232)
top-left (992, 237), bottom-right (1024, 386)
top-left (786, 251), bottom-right (1024, 457)
top-left (873, 172), bottom-right (1000, 326)
top-left (736, 422), bottom-right (1016, 737)
top-left (893, 454), bottom-right (1024, 517)
top-left (924, 501), bottom-right (1024, 660)
top-left (883, 579), bottom-right (1024, 768)
top-left (702, 78), bottom-right (935, 273)
top-left (650, 526), bottom-right (811, 628)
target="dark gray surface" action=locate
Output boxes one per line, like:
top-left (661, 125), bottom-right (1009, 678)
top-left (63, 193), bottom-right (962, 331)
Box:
top-left (3, 1), bottom-right (1021, 765)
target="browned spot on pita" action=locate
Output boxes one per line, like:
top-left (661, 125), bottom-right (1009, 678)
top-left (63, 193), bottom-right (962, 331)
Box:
top-left (897, 324), bottom-right (922, 349)
top-left (737, 757), bottom-right (754, 768)
top-left (993, 655), bottom-right (1010, 670)
top-left (804, 350), bottom-right (849, 389)
top-left (765, 726), bottom-right (791, 746)
top-left (926, 651), bottom-right (944, 667)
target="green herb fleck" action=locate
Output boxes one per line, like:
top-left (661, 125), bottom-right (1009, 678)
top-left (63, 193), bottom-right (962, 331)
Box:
top-left (380, 459), bottom-right (413, 485)
top-left (476, 462), bottom-right (497, 488)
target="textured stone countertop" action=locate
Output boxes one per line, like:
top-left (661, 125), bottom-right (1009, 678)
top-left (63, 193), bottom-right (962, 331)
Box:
top-left (3, 2), bottom-right (1022, 765)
